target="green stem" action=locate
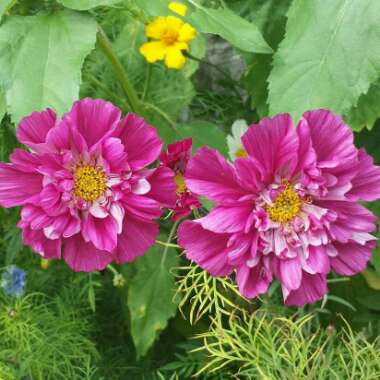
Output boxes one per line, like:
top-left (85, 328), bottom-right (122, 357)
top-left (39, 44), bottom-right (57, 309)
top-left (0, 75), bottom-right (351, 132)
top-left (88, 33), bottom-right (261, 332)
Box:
top-left (97, 26), bottom-right (141, 114)
top-left (142, 63), bottom-right (152, 102)
top-left (143, 102), bottom-right (177, 131)
top-left (161, 220), bottom-right (181, 267)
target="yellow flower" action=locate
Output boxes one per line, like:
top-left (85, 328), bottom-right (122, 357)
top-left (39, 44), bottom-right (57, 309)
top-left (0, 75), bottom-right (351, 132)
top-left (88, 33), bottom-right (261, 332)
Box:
top-left (139, 16), bottom-right (197, 70)
top-left (40, 259), bottom-right (50, 270)
top-left (168, 2), bottom-right (188, 17)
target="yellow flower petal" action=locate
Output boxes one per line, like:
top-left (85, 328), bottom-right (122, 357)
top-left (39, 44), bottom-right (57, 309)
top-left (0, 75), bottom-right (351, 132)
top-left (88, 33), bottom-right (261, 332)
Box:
top-left (145, 16), bottom-right (167, 40)
top-left (164, 46), bottom-right (186, 69)
top-left (168, 2), bottom-right (187, 17)
top-left (140, 41), bottom-right (167, 63)
top-left (178, 22), bottom-right (197, 42)
top-left (166, 16), bottom-right (184, 32)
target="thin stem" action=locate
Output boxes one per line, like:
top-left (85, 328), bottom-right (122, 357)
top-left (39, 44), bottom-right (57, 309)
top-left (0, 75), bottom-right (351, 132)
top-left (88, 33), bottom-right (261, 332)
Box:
top-left (142, 63), bottom-right (152, 102)
top-left (160, 220), bottom-right (181, 267)
top-left (143, 102), bottom-right (177, 131)
top-left (156, 240), bottom-right (180, 248)
top-left (97, 26), bottom-right (141, 114)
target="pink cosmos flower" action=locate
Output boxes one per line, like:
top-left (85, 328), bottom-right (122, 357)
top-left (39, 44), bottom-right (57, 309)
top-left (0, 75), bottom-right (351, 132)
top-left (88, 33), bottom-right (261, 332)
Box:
top-left (0, 98), bottom-right (176, 272)
top-left (160, 138), bottom-right (201, 220)
top-left (178, 110), bottom-right (380, 306)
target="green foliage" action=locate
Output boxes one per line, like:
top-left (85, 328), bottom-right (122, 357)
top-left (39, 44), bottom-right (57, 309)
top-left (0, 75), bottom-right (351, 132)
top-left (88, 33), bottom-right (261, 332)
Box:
top-left (189, 1), bottom-right (272, 54)
top-left (132, 0), bottom-right (170, 16)
top-left (0, 10), bottom-right (97, 122)
top-left (196, 311), bottom-right (380, 379)
top-left (268, 0), bottom-right (380, 122)
top-left (57, 0), bottom-right (120, 10)
top-left (177, 120), bottom-right (228, 156)
top-left (0, 293), bottom-right (99, 379)
top-left (0, 90), bottom-right (5, 122)
top-left (344, 81), bottom-right (380, 131)
top-left (128, 241), bottom-right (180, 358)
top-left (176, 263), bottom-right (248, 325)
top-left (0, 0), bottom-right (13, 19)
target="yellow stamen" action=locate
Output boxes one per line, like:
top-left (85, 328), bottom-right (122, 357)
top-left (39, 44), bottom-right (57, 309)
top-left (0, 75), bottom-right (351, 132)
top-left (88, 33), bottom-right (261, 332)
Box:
top-left (74, 166), bottom-right (106, 202)
top-left (266, 184), bottom-right (302, 223)
top-left (235, 148), bottom-right (248, 158)
top-left (175, 173), bottom-right (186, 194)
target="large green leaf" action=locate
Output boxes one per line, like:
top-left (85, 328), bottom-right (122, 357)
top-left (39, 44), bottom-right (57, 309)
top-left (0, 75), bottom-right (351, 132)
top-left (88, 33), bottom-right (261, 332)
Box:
top-left (344, 81), bottom-right (380, 131)
top-left (177, 120), bottom-right (228, 157)
top-left (188, 2), bottom-right (272, 54)
top-left (268, 0), bottom-right (380, 122)
top-left (0, 11), bottom-right (97, 123)
top-left (57, 0), bottom-right (120, 10)
top-left (133, 0), bottom-right (170, 16)
top-left (128, 241), bottom-right (179, 358)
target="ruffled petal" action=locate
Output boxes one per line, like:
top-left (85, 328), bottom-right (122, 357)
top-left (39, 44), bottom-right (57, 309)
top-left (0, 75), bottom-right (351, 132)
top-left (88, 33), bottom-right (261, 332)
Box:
top-left (114, 214), bottom-right (158, 264)
top-left (283, 272), bottom-right (327, 306)
top-left (278, 258), bottom-right (302, 291)
top-left (347, 149), bottom-right (380, 202)
top-left (330, 241), bottom-right (375, 276)
top-left (82, 214), bottom-right (118, 252)
top-left (185, 147), bottom-right (247, 203)
top-left (198, 205), bottom-right (253, 233)
top-left (0, 163), bottom-right (42, 207)
top-left (64, 235), bottom-right (113, 272)
top-left (178, 220), bottom-right (233, 276)
top-left (61, 98), bottom-right (121, 150)
top-left (145, 166), bottom-right (176, 208)
top-left (122, 193), bottom-right (162, 220)
top-left (16, 109), bottom-right (56, 153)
top-left (241, 114), bottom-right (299, 183)
top-left (101, 137), bottom-right (128, 173)
top-left (236, 262), bottom-right (272, 299)
top-left (115, 113), bottom-right (162, 171)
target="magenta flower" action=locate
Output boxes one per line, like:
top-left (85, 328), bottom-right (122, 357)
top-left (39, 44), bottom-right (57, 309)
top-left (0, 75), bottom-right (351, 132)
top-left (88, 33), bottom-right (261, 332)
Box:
top-left (160, 138), bottom-right (201, 220)
top-left (0, 98), bottom-right (176, 272)
top-left (178, 110), bottom-right (380, 306)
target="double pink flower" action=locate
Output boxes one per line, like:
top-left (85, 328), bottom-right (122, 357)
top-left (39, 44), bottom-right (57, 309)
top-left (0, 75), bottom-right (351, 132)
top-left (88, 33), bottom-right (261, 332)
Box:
top-left (178, 110), bottom-right (380, 306)
top-left (0, 98), bottom-right (176, 272)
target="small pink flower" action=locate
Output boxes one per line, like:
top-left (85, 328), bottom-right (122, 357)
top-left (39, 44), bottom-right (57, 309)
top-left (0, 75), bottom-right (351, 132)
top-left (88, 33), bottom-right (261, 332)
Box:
top-left (160, 138), bottom-right (201, 220)
top-left (178, 110), bottom-right (380, 306)
top-left (0, 98), bottom-right (176, 272)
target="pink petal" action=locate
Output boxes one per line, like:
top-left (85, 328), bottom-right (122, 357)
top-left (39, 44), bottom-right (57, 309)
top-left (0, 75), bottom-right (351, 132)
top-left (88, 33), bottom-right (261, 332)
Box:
top-left (301, 110), bottom-right (358, 184)
top-left (64, 235), bottom-right (114, 272)
top-left (198, 205), bottom-right (253, 233)
top-left (122, 193), bottom-right (162, 220)
top-left (236, 262), bottom-right (272, 299)
top-left (347, 149), bottom-right (380, 202)
top-left (242, 114), bottom-right (299, 182)
top-left (145, 166), bottom-right (176, 208)
top-left (82, 214), bottom-right (118, 252)
top-left (21, 227), bottom-right (61, 259)
top-left (61, 98), bottom-right (121, 149)
top-left (178, 220), bottom-right (233, 276)
top-left (0, 163), bottom-right (42, 207)
top-left (330, 241), bottom-right (375, 276)
top-left (303, 246), bottom-right (330, 274)
top-left (114, 214), bottom-right (158, 264)
top-left (278, 258), bottom-right (302, 290)
top-left (16, 109), bottom-right (56, 152)
top-left (234, 158), bottom-right (262, 194)
top-left (102, 137), bottom-right (128, 173)
top-left (115, 113), bottom-right (162, 171)
top-left (283, 272), bottom-right (327, 306)
top-left (10, 149), bottom-right (43, 172)
top-left (185, 147), bottom-right (246, 202)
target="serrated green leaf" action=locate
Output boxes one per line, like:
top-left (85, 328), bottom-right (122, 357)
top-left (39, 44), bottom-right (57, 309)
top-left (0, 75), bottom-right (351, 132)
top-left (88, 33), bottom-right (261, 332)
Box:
top-left (176, 120), bottom-right (228, 157)
top-left (268, 0), bottom-right (380, 122)
top-left (344, 81), bottom-right (380, 131)
top-left (0, 10), bottom-right (97, 123)
top-left (57, 0), bottom-right (120, 10)
top-left (128, 241), bottom-right (179, 357)
top-left (133, 0), bottom-right (170, 16)
top-left (189, 3), bottom-right (272, 54)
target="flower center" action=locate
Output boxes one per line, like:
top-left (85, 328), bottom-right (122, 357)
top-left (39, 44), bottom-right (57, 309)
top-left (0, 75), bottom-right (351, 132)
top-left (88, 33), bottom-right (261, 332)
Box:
top-left (73, 166), bottom-right (106, 202)
top-left (266, 184), bottom-right (302, 223)
top-left (235, 148), bottom-right (248, 158)
top-left (162, 29), bottom-right (178, 45)
top-left (175, 173), bottom-right (186, 194)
